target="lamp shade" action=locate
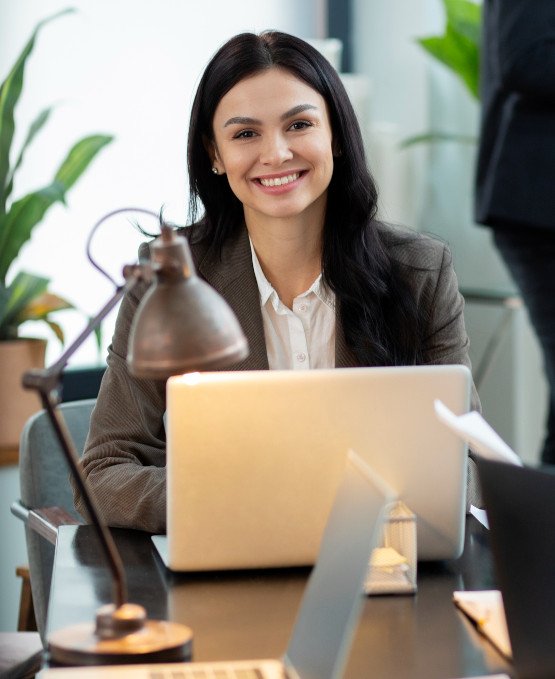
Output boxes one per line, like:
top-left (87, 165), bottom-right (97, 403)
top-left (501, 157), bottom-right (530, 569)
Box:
top-left (127, 227), bottom-right (248, 379)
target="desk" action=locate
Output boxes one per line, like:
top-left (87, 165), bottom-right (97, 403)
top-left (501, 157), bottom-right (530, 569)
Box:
top-left (46, 517), bottom-right (512, 678)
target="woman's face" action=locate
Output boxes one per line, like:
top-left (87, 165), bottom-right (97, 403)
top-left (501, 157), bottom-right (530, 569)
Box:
top-left (210, 67), bottom-right (335, 225)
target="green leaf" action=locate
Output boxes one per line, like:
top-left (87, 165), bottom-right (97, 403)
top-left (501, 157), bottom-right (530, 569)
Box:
top-left (415, 0), bottom-right (481, 101)
top-left (444, 0), bottom-right (482, 44)
top-left (0, 271), bottom-right (49, 336)
top-left (0, 8), bottom-right (76, 215)
top-left (54, 134), bottom-right (113, 192)
top-left (418, 25), bottom-right (480, 99)
top-left (0, 183), bottom-right (65, 284)
top-left (0, 134), bottom-right (113, 283)
top-left (17, 291), bottom-right (74, 322)
top-left (4, 106), bottom-right (54, 205)
top-left (92, 320), bottom-right (103, 357)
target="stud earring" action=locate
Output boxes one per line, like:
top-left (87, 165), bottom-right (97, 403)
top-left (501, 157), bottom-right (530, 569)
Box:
top-left (211, 167), bottom-right (219, 175)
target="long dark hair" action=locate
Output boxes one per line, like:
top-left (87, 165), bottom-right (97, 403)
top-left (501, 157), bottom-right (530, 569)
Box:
top-left (187, 30), bottom-right (424, 366)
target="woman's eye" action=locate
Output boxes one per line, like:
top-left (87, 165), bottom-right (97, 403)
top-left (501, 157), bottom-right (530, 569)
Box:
top-left (233, 129), bottom-right (257, 139)
top-left (289, 120), bottom-right (312, 131)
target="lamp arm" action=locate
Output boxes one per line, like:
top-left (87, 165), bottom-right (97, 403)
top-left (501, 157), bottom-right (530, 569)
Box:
top-left (22, 266), bottom-right (145, 609)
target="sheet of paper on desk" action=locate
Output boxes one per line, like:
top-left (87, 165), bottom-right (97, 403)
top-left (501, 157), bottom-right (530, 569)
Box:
top-left (453, 589), bottom-right (512, 659)
top-left (434, 400), bottom-right (523, 467)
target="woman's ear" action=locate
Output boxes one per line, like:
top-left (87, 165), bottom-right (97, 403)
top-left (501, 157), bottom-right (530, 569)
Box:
top-left (203, 135), bottom-right (225, 175)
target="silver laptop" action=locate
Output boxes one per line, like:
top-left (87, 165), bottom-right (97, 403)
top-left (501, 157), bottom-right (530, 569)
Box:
top-left (155, 365), bottom-right (470, 570)
top-left (39, 450), bottom-right (395, 679)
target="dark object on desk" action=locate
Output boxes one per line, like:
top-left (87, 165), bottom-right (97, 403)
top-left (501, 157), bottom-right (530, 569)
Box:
top-left (478, 458), bottom-right (555, 679)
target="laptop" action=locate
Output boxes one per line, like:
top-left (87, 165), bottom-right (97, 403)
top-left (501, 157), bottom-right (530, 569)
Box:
top-left (476, 458), bottom-right (555, 679)
top-left (154, 365), bottom-right (471, 569)
top-left (38, 450), bottom-right (396, 679)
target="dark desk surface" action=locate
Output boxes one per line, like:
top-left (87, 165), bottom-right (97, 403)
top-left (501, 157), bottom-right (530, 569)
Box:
top-left (47, 517), bottom-right (512, 678)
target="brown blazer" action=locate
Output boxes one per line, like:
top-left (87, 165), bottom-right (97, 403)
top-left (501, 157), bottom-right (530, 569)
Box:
top-left (75, 223), bottom-right (479, 532)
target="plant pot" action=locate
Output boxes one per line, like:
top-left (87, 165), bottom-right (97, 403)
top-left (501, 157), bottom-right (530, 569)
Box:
top-left (0, 338), bottom-right (46, 450)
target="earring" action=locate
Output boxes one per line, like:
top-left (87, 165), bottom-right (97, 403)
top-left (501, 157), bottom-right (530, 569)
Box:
top-left (211, 167), bottom-right (219, 175)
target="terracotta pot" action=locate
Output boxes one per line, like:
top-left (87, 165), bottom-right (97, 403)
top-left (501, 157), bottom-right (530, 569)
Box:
top-left (0, 338), bottom-right (47, 450)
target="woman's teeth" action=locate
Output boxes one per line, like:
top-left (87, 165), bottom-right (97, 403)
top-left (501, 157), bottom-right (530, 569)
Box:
top-left (259, 172), bottom-right (300, 187)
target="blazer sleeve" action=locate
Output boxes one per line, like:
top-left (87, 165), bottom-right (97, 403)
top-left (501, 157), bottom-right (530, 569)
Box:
top-left (72, 279), bottom-right (168, 534)
top-left (416, 240), bottom-right (484, 508)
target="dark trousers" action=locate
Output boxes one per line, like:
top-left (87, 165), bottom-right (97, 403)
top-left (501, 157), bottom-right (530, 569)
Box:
top-left (493, 227), bottom-right (555, 465)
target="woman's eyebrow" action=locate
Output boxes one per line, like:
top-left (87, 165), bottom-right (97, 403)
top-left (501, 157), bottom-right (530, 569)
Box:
top-left (223, 104), bottom-right (318, 128)
top-left (224, 116), bottom-right (260, 127)
top-left (281, 103), bottom-right (318, 120)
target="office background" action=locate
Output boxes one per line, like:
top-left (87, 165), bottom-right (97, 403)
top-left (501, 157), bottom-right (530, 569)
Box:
top-left (0, 0), bottom-right (546, 631)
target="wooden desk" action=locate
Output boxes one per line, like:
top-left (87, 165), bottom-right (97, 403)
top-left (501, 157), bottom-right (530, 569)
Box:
top-left (46, 518), bottom-right (513, 678)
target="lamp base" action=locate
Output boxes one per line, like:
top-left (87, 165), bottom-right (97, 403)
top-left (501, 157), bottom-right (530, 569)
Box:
top-left (47, 604), bottom-right (193, 666)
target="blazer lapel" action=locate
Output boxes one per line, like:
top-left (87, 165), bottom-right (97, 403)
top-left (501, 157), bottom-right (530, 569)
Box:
top-left (196, 226), bottom-right (269, 371)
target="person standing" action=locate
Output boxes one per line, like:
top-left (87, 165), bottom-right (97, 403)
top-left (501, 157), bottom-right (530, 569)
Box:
top-left (475, 0), bottom-right (555, 464)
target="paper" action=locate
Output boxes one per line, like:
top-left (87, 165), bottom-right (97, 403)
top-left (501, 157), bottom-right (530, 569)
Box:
top-left (469, 505), bottom-right (489, 529)
top-left (434, 400), bottom-right (523, 466)
top-left (453, 590), bottom-right (512, 659)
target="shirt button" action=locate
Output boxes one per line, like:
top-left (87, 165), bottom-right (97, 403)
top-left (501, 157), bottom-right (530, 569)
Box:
top-left (296, 352), bottom-right (307, 363)
top-left (298, 303), bottom-right (308, 313)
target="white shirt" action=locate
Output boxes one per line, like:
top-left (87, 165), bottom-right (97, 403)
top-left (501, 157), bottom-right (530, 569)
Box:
top-left (249, 239), bottom-right (336, 370)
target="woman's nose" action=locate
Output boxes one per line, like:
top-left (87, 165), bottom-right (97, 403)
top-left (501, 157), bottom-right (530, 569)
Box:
top-left (259, 132), bottom-right (293, 165)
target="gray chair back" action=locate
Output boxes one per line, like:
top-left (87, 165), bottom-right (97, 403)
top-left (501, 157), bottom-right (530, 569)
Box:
top-left (18, 399), bottom-right (96, 642)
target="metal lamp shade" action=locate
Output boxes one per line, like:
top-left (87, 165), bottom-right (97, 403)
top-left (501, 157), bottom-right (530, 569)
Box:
top-left (127, 229), bottom-right (248, 379)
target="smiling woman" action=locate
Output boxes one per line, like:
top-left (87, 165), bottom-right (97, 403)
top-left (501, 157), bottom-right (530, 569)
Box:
top-left (74, 30), bottom-right (482, 532)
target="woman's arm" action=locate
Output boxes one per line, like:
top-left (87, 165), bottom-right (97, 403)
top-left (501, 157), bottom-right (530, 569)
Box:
top-left (73, 279), bottom-right (168, 533)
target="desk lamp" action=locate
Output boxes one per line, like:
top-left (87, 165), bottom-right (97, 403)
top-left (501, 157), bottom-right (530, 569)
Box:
top-left (22, 207), bottom-right (248, 666)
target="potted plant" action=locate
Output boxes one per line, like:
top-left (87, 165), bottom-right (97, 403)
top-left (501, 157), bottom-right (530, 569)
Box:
top-left (0, 8), bottom-right (113, 451)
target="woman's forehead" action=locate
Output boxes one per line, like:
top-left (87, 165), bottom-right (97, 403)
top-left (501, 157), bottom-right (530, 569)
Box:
top-left (213, 68), bottom-right (328, 122)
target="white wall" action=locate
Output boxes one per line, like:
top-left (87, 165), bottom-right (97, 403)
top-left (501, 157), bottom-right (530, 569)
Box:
top-left (351, 0), bottom-right (547, 464)
top-left (0, 0), bottom-right (323, 633)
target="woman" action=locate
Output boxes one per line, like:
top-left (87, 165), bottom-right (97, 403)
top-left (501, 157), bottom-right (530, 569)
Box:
top-left (76, 31), bottom-right (479, 532)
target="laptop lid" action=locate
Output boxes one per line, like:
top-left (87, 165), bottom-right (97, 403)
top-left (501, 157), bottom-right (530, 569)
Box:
top-left (284, 450), bottom-right (395, 679)
top-left (477, 459), bottom-right (555, 679)
top-left (163, 365), bottom-right (470, 569)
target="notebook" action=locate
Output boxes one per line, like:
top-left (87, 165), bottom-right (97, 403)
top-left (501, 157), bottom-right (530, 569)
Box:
top-left (476, 458), bottom-right (555, 679)
top-left (154, 365), bottom-right (471, 570)
top-left (38, 450), bottom-right (395, 679)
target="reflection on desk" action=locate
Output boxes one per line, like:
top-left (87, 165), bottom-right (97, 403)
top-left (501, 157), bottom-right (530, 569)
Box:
top-left (46, 518), bottom-right (513, 679)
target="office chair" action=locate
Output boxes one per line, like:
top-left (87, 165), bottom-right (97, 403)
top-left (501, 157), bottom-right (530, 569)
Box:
top-left (11, 399), bottom-right (95, 644)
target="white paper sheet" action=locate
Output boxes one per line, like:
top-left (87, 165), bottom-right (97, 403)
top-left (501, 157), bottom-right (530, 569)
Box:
top-left (434, 400), bottom-right (523, 466)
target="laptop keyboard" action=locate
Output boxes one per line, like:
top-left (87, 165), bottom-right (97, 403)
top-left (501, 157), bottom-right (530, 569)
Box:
top-left (149, 669), bottom-right (264, 679)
